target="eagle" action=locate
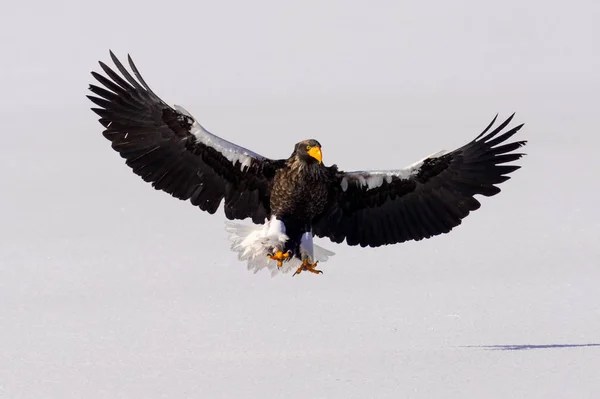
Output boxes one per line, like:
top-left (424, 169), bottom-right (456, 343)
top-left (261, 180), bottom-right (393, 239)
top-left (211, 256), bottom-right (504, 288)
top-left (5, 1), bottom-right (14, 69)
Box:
top-left (88, 51), bottom-right (526, 276)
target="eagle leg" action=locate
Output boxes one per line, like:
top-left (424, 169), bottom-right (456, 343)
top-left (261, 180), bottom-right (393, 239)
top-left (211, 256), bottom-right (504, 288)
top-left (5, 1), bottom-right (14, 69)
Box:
top-left (293, 259), bottom-right (322, 276)
top-left (268, 250), bottom-right (291, 268)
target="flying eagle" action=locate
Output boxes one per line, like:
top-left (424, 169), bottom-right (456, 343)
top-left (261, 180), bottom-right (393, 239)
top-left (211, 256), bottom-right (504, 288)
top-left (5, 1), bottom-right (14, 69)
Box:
top-left (88, 52), bottom-right (526, 276)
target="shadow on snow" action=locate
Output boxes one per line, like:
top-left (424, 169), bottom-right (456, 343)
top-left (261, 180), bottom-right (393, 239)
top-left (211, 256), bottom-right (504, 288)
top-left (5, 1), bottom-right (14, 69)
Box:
top-left (464, 343), bottom-right (600, 351)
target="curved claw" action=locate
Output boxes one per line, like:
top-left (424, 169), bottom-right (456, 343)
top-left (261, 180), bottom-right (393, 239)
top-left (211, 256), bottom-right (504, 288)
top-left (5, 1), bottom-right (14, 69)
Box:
top-left (268, 250), bottom-right (291, 268)
top-left (293, 259), bottom-right (322, 276)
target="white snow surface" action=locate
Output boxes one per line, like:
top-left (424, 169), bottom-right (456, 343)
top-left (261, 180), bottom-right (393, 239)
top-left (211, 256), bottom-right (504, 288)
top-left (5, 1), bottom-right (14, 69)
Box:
top-left (2, 2), bottom-right (600, 398)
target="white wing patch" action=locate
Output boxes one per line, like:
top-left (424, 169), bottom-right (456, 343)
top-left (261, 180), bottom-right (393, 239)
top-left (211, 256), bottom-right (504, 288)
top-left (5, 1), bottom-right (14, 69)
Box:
top-left (174, 105), bottom-right (264, 172)
top-left (340, 150), bottom-right (447, 191)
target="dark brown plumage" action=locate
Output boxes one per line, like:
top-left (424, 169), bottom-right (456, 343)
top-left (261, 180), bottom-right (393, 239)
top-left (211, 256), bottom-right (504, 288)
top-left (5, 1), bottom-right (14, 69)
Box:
top-left (88, 51), bottom-right (526, 274)
top-left (270, 140), bottom-right (331, 254)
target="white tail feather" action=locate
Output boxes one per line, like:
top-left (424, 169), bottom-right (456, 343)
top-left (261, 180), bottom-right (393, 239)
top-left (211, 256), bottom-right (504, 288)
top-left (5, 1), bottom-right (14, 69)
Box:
top-left (224, 219), bottom-right (335, 277)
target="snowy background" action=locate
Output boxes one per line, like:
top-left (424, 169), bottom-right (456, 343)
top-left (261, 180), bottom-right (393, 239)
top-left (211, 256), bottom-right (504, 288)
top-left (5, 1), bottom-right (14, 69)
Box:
top-left (1, 0), bottom-right (599, 398)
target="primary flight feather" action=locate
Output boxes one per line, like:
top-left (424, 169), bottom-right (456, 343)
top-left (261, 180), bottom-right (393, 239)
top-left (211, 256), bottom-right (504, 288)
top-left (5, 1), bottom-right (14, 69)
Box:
top-left (88, 51), bottom-right (526, 276)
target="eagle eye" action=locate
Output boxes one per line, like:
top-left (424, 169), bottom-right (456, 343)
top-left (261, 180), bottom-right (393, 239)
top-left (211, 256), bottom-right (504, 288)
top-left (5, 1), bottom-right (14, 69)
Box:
top-left (306, 145), bottom-right (311, 150)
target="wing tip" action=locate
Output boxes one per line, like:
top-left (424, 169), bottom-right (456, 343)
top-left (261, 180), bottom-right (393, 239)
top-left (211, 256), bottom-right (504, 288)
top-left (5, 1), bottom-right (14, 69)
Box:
top-left (475, 112), bottom-right (521, 141)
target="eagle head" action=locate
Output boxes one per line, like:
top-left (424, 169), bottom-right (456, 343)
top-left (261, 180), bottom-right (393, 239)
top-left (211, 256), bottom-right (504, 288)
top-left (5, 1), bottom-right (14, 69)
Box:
top-left (292, 139), bottom-right (323, 164)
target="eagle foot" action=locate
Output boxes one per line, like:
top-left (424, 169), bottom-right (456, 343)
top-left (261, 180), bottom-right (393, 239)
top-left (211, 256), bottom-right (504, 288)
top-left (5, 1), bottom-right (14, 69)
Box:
top-left (268, 250), bottom-right (291, 268)
top-left (293, 259), bottom-right (322, 276)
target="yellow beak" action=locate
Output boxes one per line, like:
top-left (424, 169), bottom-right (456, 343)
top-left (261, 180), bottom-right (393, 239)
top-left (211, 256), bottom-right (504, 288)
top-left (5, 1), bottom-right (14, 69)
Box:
top-left (307, 146), bottom-right (323, 163)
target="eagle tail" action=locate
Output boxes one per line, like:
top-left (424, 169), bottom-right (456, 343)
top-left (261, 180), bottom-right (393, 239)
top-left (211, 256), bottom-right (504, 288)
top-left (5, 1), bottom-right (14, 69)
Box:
top-left (224, 220), bottom-right (335, 277)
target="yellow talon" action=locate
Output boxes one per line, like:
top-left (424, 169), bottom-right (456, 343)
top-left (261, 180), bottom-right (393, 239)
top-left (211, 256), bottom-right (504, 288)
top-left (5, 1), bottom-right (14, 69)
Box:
top-left (268, 250), bottom-right (290, 268)
top-left (293, 259), bottom-right (322, 276)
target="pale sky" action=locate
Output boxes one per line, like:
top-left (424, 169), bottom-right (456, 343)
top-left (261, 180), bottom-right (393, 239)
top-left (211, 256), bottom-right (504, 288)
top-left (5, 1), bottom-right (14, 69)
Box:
top-left (1, 1), bottom-right (599, 398)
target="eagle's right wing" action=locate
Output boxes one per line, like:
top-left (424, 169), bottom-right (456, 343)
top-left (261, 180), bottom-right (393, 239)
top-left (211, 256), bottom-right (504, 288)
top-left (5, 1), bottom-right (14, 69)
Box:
top-left (314, 114), bottom-right (526, 247)
top-left (88, 51), bottom-right (286, 223)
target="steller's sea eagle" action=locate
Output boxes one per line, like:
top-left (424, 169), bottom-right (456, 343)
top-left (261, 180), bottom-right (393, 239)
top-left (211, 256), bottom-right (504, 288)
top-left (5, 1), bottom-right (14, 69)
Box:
top-left (88, 51), bottom-right (526, 276)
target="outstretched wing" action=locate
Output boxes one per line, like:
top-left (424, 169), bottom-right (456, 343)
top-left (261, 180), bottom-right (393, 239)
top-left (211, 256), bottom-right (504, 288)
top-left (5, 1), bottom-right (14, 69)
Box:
top-left (314, 114), bottom-right (526, 247)
top-left (88, 51), bottom-right (286, 223)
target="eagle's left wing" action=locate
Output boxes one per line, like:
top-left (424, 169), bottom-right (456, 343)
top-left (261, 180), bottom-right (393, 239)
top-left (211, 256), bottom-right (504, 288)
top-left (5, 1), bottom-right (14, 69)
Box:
top-left (88, 51), bottom-right (286, 223)
top-left (313, 114), bottom-right (526, 247)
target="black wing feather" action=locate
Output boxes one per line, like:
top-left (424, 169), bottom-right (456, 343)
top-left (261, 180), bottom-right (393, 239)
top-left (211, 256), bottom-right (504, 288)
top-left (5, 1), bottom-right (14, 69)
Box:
top-left (88, 51), bottom-right (286, 223)
top-left (314, 115), bottom-right (526, 247)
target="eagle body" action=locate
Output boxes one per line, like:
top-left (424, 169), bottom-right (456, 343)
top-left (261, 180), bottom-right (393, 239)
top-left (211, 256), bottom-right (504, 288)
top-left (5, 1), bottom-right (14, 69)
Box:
top-left (270, 153), bottom-right (331, 258)
top-left (272, 150), bottom-right (329, 221)
top-left (88, 51), bottom-right (527, 276)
